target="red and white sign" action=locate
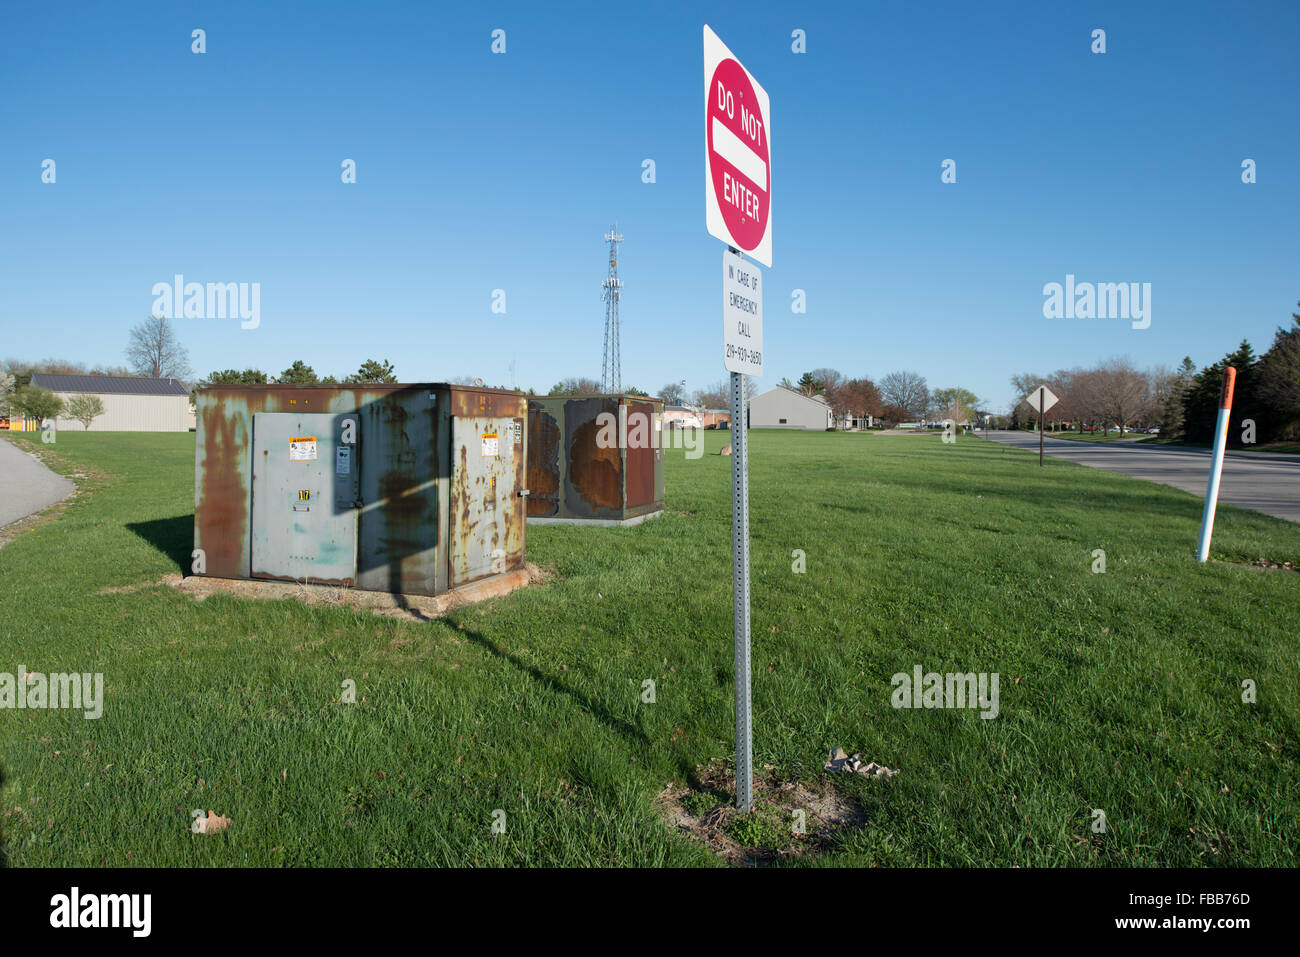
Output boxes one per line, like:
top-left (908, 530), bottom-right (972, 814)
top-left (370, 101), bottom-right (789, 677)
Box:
top-left (704, 25), bottom-right (772, 267)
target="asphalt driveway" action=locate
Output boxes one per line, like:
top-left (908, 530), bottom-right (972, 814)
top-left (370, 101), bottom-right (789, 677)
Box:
top-left (0, 436), bottom-right (76, 529)
top-left (981, 430), bottom-right (1300, 523)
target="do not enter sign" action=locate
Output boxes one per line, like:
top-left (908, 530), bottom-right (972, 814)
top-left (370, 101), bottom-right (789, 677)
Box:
top-left (704, 25), bottom-right (772, 267)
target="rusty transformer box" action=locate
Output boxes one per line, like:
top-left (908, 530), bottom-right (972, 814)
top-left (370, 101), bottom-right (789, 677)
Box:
top-left (526, 395), bottom-right (664, 526)
top-left (194, 384), bottom-right (526, 596)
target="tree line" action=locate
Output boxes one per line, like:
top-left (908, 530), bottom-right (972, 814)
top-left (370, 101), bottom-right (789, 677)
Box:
top-left (768, 369), bottom-right (983, 427)
top-left (1008, 301), bottom-right (1300, 445)
top-left (199, 358), bottom-right (400, 388)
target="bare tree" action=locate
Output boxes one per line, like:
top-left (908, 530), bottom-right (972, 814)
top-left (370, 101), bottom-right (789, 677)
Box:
top-left (838, 377), bottom-right (883, 424)
top-left (125, 316), bottom-right (191, 380)
top-left (880, 370), bottom-right (930, 419)
top-left (1090, 358), bottom-right (1153, 434)
top-left (810, 368), bottom-right (845, 414)
top-left (694, 379), bottom-right (730, 410)
top-left (1012, 369), bottom-right (1083, 431)
top-left (659, 382), bottom-right (686, 405)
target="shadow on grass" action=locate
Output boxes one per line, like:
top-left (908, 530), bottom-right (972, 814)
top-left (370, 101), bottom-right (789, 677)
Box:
top-left (454, 621), bottom-right (696, 783)
top-left (126, 514), bottom-right (193, 573)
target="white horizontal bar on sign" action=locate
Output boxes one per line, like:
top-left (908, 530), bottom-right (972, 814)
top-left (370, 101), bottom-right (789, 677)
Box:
top-left (711, 116), bottom-right (767, 188)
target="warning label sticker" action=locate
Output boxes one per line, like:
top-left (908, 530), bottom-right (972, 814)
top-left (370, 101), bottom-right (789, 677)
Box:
top-left (336, 445), bottom-right (351, 475)
top-left (289, 436), bottom-right (318, 461)
top-left (481, 432), bottom-right (499, 457)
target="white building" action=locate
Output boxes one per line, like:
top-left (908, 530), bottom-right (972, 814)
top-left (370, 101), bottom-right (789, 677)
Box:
top-left (835, 412), bottom-right (873, 431)
top-left (662, 405), bottom-right (704, 429)
top-left (748, 386), bottom-right (833, 430)
top-left (32, 374), bottom-right (194, 432)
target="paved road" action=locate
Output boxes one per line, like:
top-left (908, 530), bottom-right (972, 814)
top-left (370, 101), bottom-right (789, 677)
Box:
top-left (0, 437), bottom-right (76, 528)
top-left (981, 430), bottom-right (1300, 524)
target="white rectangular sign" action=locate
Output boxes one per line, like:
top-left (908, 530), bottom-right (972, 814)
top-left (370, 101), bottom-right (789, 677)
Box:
top-left (722, 248), bottom-right (763, 375)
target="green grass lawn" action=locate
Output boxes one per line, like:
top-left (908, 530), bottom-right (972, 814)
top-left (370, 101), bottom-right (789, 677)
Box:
top-left (1, 429), bottom-right (1297, 867)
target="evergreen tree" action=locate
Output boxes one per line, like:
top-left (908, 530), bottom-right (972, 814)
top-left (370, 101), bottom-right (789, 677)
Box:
top-left (277, 360), bottom-right (319, 385)
top-left (1183, 340), bottom-right (1256, 445)
top-left (1254, 302), bottom-right (1300, 442)
top-left (1159, 356), bottom-right (1196, 438)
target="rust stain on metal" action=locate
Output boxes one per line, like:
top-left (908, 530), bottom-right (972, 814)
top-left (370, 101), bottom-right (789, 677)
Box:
top-left (196, 397), bottom-right (250, 579)
top-left (447, 399), bottom-right (526, 588)
top-left (523, 395), bottom-right (664, 522)
top-left (569, 404), bottom-right (622, 511)
top-left (625, 400), bottom-right (655, 508)
top-left (526, 404), bottom-right (560, 517)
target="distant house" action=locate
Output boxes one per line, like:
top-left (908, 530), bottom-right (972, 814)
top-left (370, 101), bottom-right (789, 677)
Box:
top-left (748, 386), bottom-right (833, 430)
top-left (663, 406), bottom-right (731, 429)
top-left (662, 405), bottom-right (703, 429)
top-left (700, 409), bottom-right (731, 429)
top-left (31, 374), bottom-right (194, 432)
top-left (835, 413), bottom-right (873, 431)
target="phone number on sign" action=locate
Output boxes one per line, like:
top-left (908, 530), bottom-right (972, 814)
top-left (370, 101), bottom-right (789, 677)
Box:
top-left (725, 345), bottom-right (761, 365)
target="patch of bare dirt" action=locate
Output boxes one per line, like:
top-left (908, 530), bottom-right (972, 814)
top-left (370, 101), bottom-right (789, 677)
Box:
top-left (525, 562), bottom-right (558, 585)
top-left (657, 761), bottom-right (869, 866)
top-left (98, 574), bottom-right (184, 595)
top-left (154, 563), bottom-right (543, 623)
top-left (1233, 558), bottom-right (1300, 573)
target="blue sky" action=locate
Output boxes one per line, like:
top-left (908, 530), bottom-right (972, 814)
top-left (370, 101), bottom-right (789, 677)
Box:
top-left (1, 1), bottom-right (1296, 412)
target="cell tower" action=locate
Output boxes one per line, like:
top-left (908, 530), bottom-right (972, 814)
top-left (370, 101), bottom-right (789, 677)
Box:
top-left (600, 224), bottom-right (623, 393)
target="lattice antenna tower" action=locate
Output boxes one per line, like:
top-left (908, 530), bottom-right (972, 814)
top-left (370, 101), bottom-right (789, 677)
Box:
top-left (600, 224), bottom-right (624, 393)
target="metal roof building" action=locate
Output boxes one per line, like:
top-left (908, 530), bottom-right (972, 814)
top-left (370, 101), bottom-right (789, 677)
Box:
top-left (747, 386), bottom-right (833, 430)
top-left (31, 374), bottom-right (194, 432)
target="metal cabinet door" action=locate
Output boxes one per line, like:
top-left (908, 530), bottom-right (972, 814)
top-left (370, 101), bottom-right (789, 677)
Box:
top-left (525, 402), bottom-right (562, 518)
top-left (251, 412), bottom-right (359, 585)
top-left (449, 414), bottom-right (524, 587)
top-left (624, 400), bottom-right (657, 508)
top-left (653, 409), bottom-right (666, 506)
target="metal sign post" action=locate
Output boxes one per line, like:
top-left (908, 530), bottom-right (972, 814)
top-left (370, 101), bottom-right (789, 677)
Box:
top-left (1039, 387), bottom-right (1045, 467)
top-left (705, 24), bottom-right (769, 814)
top-left (729, 367), bottom-right (753, 812)
top-left (722, 246), bottom-right (760, 812)
top-left (1024, 385), bottom-right (1059, 467)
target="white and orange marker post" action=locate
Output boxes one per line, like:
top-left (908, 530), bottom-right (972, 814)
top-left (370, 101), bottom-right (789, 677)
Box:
top-left (1196, 366), bottom-right (1237, 562)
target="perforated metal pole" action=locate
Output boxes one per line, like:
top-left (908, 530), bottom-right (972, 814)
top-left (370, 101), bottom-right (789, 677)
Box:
top-left (729, 369), bottom-right (753, 812)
